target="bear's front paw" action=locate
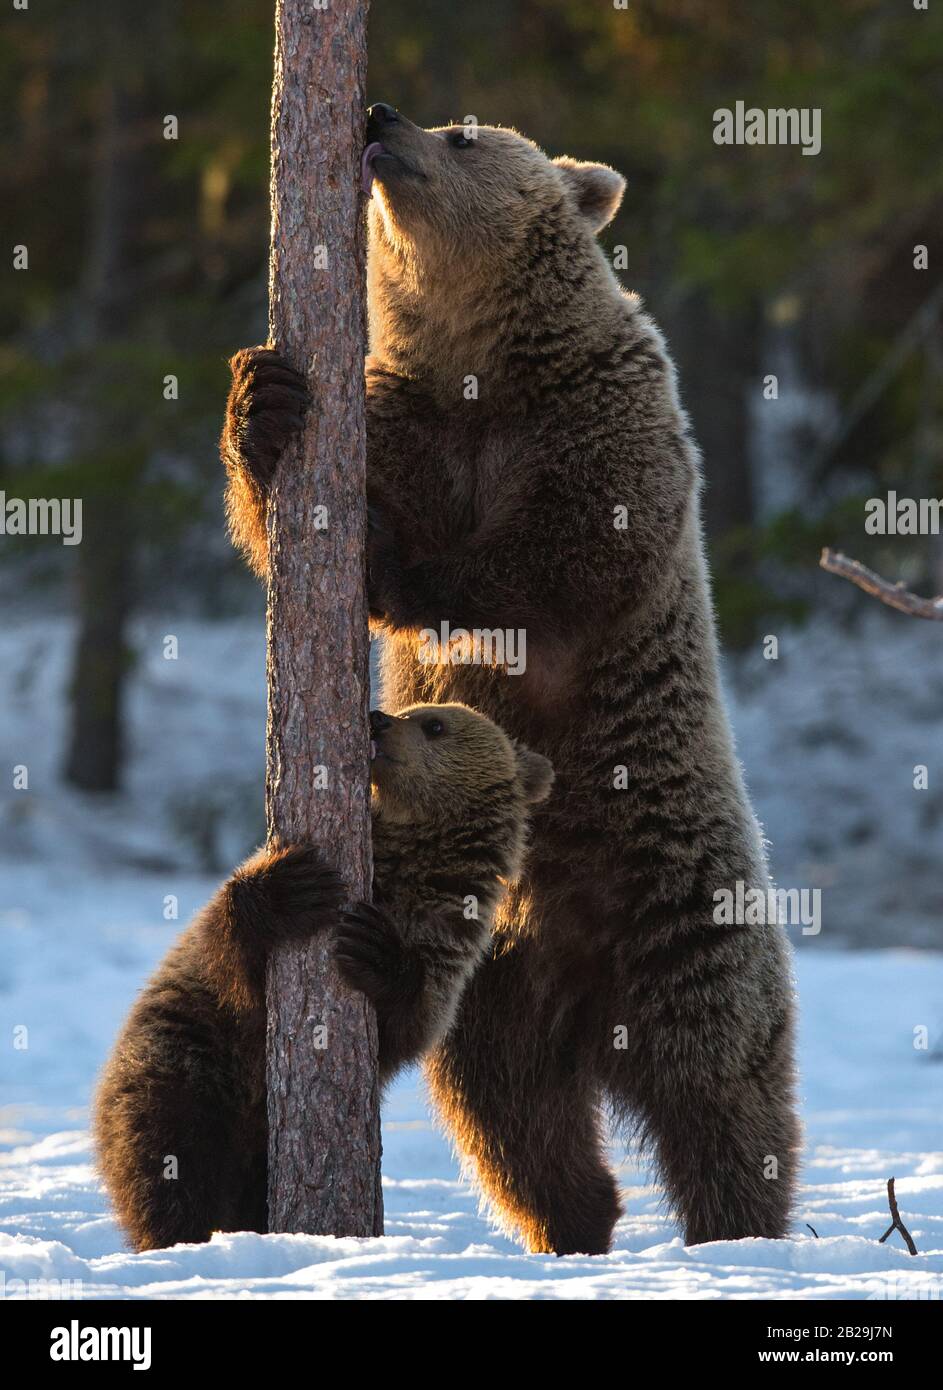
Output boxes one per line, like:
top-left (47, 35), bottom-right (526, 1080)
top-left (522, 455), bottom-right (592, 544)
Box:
top-left (335, 902), bottom-right (412, 1002)
top-left (221, 345), bottom-right (309, 489)
top-left (230, 841), bottom-right (346, 942)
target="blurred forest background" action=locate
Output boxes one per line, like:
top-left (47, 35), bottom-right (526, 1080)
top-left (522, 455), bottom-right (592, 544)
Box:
top-left (1, 0), bottom-right (942, 944)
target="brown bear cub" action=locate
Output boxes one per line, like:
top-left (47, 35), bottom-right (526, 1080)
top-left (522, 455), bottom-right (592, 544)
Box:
top-left (220, 106), bottom-right (801, 1256)
top-left (95, 703), bottom-right (553, 1251)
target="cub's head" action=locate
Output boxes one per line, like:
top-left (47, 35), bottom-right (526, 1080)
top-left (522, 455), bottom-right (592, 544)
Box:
top-left (369, 703), bottom-right (553, 840)
top-left (362, 102), bottom-right (625, 279)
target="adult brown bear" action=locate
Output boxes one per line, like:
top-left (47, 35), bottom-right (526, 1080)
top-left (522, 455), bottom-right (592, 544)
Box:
top-left (220, 105), bottom-right (800, 1255)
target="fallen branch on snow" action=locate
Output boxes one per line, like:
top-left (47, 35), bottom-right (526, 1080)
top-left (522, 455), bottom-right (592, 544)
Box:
top-left (878, 1177), bottom-right (918, 1255)
top-left (820, 548), bottom-right (943, 621)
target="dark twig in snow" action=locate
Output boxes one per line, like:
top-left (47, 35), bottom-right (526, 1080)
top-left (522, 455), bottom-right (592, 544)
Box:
top-left (877, 1177), bottom-right (918, 1255)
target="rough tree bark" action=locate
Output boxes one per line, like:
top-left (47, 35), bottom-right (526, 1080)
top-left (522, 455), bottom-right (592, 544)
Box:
top-left (265, 0), bottom-right (382, 1237)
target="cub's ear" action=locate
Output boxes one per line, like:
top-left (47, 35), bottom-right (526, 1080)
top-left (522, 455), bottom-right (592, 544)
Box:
top-left (552, 157), bottom-right (625, 234)
top-left (514, 745), bottom-right (555, 804)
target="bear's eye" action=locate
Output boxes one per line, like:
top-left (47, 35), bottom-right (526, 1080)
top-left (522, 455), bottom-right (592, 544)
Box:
top-left (422, 718), bottom-right (445, 738)
top-left (448, 132), bottom-right (474, 150)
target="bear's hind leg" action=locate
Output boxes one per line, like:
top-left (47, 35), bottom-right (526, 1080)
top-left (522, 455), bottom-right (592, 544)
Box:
top-left (425, 951), bottom-right (621, 1256)
top-left (100, 1076), bottom-right (258, 1251)
top-left (94, 977), bottom-right (265, 1251)
top-left (648, 1076), bottom-right (799, 1244)
top-left (621, 1002), bottom-right (800, 1244)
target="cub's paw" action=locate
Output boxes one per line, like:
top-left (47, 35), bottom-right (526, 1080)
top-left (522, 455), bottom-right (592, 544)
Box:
top-left (335, 902), bottom-right (412, 1002)
top-left (221, 345), bottom-right (309, 489)
top-left (230, 841), bottom-right (346, 942)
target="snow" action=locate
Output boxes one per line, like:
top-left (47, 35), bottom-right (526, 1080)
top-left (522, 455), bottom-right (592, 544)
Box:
top-left (727, 610), bottom-right (943, 949)
top-left (1, 612), bottom-right (941, 1299)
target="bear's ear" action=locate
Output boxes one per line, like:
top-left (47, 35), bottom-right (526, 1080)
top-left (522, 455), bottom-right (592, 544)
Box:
top-left (552, 157), bottom-right (625, 234)
top-left (514, 745), bottom-right (555, 804)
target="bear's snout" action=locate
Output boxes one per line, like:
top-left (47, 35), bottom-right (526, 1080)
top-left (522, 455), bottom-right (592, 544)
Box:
top-left (369, 709), bottom-right (393, 734)
top-left (366, 103), bottom-right (400, 140)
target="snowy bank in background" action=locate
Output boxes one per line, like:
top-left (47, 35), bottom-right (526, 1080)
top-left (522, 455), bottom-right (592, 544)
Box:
top-left (2, 609), bottom-right (940, 943)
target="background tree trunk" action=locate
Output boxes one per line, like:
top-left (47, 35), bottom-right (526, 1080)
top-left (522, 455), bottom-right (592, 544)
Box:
top-left (264, 0), bottom-right (382, 1237)
top-left (63, 497), bottom-right (133, 792)
top-left (63, 74), bottom-right (137, 793)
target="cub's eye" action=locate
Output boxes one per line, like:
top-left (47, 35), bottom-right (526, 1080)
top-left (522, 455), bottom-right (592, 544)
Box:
top-left (422, 718), bottom-right (445, 738)
top-left (449, 132), bottom-right (474, 150)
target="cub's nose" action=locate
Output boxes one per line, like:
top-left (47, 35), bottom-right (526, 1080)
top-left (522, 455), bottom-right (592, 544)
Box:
top-left (369, 709), bottom-right (393, 735)
top-left (366, 102), bottom-right (399, 138)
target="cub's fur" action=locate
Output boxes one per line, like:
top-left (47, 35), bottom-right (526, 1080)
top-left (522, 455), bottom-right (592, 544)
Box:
top-left (220, 109), bottom-right (801, 1254)
top-left (95, 703), bottom-right (552, 1251)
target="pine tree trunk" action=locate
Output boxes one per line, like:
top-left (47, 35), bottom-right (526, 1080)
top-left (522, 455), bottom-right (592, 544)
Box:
top-left (63, 501), bottom-right (132, 792)
top-left (63, 76), bottom-right (136, 793)
top-left (264, 0), bottom-right (382, 1236)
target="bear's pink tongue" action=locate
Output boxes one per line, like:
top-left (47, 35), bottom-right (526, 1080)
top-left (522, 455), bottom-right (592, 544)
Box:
top-left (361, 142), bottom-right (384, 196)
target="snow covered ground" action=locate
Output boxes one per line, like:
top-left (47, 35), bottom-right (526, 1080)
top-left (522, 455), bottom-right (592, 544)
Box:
top-left (1, 612), bottom-right (941, 1299)
top-left (1, 942), bottom-right (942, 1299)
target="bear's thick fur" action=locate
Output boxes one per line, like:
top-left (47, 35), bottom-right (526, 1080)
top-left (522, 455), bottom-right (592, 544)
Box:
top-left (94, 703), bottom-right (552, 1251)
top-left (221, 109), bottom-right (801, 1254)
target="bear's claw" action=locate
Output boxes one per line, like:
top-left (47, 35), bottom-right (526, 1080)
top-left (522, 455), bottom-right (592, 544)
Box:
top-left (222, 345), bottom-right (309, 489)
top-left (229, 841), bottom-right (347, 939)
top-left (335, 901), bottom-right (405, 1000)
